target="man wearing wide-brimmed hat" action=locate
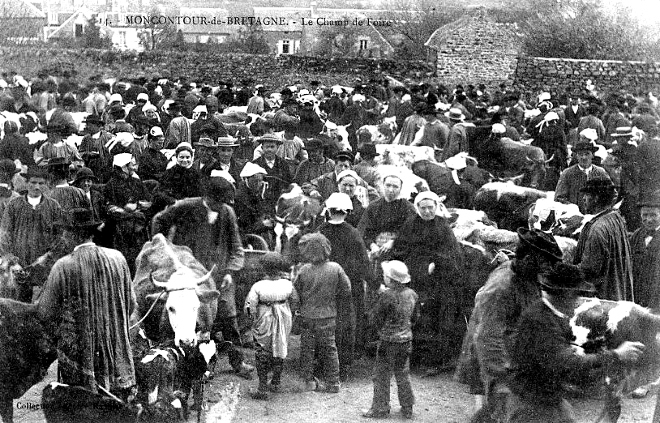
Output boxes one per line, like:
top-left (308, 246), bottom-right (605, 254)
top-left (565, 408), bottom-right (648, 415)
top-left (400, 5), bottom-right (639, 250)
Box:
top-left (507, 262), bottom-right (642, 422)
top-left (456, 228), bottom-right (565, 423)
top-left (164, 100), bottom-right (191, 149)
top-left (555, 139), bottom-right (611, 213)
top-left (630, 191), bottom-right (660, 310)
top-left (214, 135), bottom-right (244, 183)
top-left (252, 133), bottom-right (292, 209)
top-left (412, 104), bottom-right (449, 150)
top-left (0, 165), bottom-right (62, 302)
top-left (293, 138), bottom-right (335, 186)
top-left (441, 107), bottom-right (472, 161)
top-left (573, 177), bottom-right (633, 301)
top-left (38, 207), bottom-right (137, 401)
top-left (45, 156), bottom-right (90, 213)
top-left (79, 114), bottom-right (113, 183)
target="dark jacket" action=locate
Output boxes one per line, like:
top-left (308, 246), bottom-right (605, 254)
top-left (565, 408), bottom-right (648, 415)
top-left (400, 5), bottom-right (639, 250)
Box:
top-left (294, 261), bottom-right (352, 320)
top-left (509, 299), bottom-right (619, 405)
top-left (630, 227), bottom-right (660, 310)
top-left (159, 165), bottom-right (202, 201)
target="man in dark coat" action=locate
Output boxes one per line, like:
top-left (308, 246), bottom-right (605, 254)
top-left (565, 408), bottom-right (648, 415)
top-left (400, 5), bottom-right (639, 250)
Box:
top-left (151, 176), bottom-right (253, 378)
top-left (137, 126), bottom-right (168, 182)
top-left (38, 208), bottom-right (136, 401)
top-left (573, 178), bottom-right (633, 301)
top-left (507, 263), bottom-right (643, 423)
top-left (78, 114), bottom-right (113, 183)
top-left (564, 92), bottom-right (586, 133)
top-left (555, 140), bottom-right (610, 213)
top-left (631, 193), bottom-right (660, 310)
top-left (0, 166), bottom-right (61, 302)
top-left (252, 134), bottom-right (292, 212)
top-left (455, 228), bottom-right (564, 423)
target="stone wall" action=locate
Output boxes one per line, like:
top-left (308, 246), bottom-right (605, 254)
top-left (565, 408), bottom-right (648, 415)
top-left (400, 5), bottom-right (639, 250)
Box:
top-left (427, 10), bottom-right (521, 84)
top-left (0, 46), bottom-right (434, 88)
top-left (514, 56), bottom-right (660, 95)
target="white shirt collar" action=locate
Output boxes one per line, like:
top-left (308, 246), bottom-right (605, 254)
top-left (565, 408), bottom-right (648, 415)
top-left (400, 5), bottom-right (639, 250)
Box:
top-left (74, 242), bottom-right (96, 252)
top-left (577, 164), bottom-right (592, 174)
top-left (55, 183), bottom-right (69, 188)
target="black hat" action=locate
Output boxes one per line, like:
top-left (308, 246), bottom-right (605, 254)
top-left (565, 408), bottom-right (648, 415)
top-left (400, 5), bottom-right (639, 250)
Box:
top-left (303, 138), bottom-right (324, 151)
top-left (421, 104), bottom-right (438, 116)
top-left (46, 121), bottom-right (68, 135)
top-left (72, 167), bottom-right (98, 186)
top-left (21, 165), bottom-right (49, 180)
top-left (60, 207), bottom-right (103, 229)
top-left (579, 177), bottom-right (615, 195)
top-left (517, 227), bottom-right (563, 261)
top-left (334, 150), bottom-right (354, 163)
top-left (84, 114), bottom-right (104, 126)
top-left (573, 141), bottom-right (599, 153)
top-left (0, 159), bottom-right (20, 177)
top-left (539, 262), bottom-right (595, 294)
top-left (358, 143), bottom-right (380, 158)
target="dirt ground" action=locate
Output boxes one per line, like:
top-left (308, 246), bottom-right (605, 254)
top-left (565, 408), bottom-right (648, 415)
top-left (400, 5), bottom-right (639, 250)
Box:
top-left (11, 335), bottom-right (659, 423)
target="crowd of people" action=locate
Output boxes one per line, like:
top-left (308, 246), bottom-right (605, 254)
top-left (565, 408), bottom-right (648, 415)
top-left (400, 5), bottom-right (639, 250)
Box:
top-left (0, 70), bottom-right (658, 422)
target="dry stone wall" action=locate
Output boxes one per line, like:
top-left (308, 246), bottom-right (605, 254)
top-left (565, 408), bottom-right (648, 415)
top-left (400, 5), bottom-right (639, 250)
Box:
top-left (514, 56), bottom-right (660, 95)
top-left (0, 46), bottom-right (434, 88)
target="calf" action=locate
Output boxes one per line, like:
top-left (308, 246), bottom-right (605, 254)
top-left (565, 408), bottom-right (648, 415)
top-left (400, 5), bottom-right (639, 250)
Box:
top-left (473, 182), bottom-right (550, 231)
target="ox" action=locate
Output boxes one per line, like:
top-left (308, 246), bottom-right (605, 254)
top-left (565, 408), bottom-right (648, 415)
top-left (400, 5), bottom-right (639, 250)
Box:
top-left (0, 299), bottom-right (57, 423)
top-left (570, 298), bottom-right (660, 422)
top-left (473, 182), bottom-right (550, 231)
top-left (273, 184), bottom-right (323, 262)
top-left (133, 233), bottom-right (220, 347)
top-left (356, 118), bottom-right (398, 147)
top-left (468, 126), bottom-right (552, 189)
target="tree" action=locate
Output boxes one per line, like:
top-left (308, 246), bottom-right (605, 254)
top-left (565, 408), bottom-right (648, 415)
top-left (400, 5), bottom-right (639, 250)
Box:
top-left (235, 24), bottom-right (270, 54)
top-left (83, 16), bottom-right (112, 49)
top-left (381, 0), bottom-right (465, 60)
top-left (312, 16), bottom-right (361, 57)
top-left (138, 0), bottom-right (179, 50)
top-left (495, 0), bottom-right (660, 61)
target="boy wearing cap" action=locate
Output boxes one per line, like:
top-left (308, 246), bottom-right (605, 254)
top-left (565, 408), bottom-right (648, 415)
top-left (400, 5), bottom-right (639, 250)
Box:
top-left (508, 263), bottom-right (643, 422)
top-left (363, 260), bottom-right (419, 419)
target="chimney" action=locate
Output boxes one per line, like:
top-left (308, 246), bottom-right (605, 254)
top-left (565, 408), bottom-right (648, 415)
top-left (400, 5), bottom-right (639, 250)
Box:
top-left (310, 1), bottom-right (317, 17)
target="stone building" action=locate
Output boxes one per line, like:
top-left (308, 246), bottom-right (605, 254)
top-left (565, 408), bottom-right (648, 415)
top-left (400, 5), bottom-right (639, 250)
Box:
top-left (425, 8), bottom-right (520, 83)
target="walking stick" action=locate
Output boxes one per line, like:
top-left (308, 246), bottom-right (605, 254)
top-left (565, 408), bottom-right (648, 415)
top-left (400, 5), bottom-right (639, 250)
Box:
top-left (652, 390), bottom-right (660, 423)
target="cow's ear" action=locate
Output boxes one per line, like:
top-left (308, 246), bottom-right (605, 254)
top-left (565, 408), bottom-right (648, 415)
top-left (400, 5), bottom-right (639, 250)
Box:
top-left (198, 289), bottom-right (220, 303)
top-left (146, 292), bottom-right (167, 302)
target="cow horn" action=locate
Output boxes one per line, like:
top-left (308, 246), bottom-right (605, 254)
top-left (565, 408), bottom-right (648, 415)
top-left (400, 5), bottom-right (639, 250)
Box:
top-left (150, 272), bottom-right (169, 288)
top-left (194, 265), bottom-right (217, 286)
top-left (545, 154), bottom-right (555, 164)
top-left (156, 234), bottom-right (185, 270)
top-left (525, 155), bottom-right (534, 162)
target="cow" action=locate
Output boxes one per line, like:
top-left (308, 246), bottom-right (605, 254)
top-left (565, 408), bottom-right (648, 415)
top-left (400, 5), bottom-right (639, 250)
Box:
top-left (133, 233), bottom-right (220, 347)
top-left (273, 184), bottom-right (324, 262)
top-left (356, 118), bottom-right (398, 147)
top-left (468, 125), bottom-right (552, 189)
top-left (0, 299), bottom-right (57, 423)
top-left (375, 144), bottom-right (435, 168)
top-left (473, 182), bottom-right (550, 231)
top-left (570, 298), bottom-right (660, 422)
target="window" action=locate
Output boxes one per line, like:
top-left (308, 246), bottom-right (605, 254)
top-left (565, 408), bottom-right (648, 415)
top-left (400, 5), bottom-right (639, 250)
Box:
top-left (282, 40), bottom-right (290, 54)
top-left (48, 12), bottom-right (59, 25)
top-left (74, 23), bottom-right (83, 38)
top-left (359, 39), bottom-right (368, 50)
top-left (118, 31), bottom-right (126, 46)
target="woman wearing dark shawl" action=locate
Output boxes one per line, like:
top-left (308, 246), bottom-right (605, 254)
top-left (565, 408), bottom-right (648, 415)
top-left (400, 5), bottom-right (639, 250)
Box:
top-left (391, 191), bottom-right (464, 362)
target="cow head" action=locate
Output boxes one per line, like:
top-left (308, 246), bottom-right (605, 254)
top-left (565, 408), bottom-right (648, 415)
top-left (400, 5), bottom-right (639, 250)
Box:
top-left (146, 237), bottom-right (220, 347)
top-left (0, 254), bottom-right (24, 299)
top-left (274, 185), bottom-right (323, 256)
top-left (522, 148), bottom-right (552, 189)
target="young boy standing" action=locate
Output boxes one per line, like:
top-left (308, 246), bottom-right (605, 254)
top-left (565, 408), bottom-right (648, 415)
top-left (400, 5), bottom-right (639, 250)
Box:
top-left (363, 260), bottom-right (419, 419)
top-left (244, 252), bottom-right (298, 400)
